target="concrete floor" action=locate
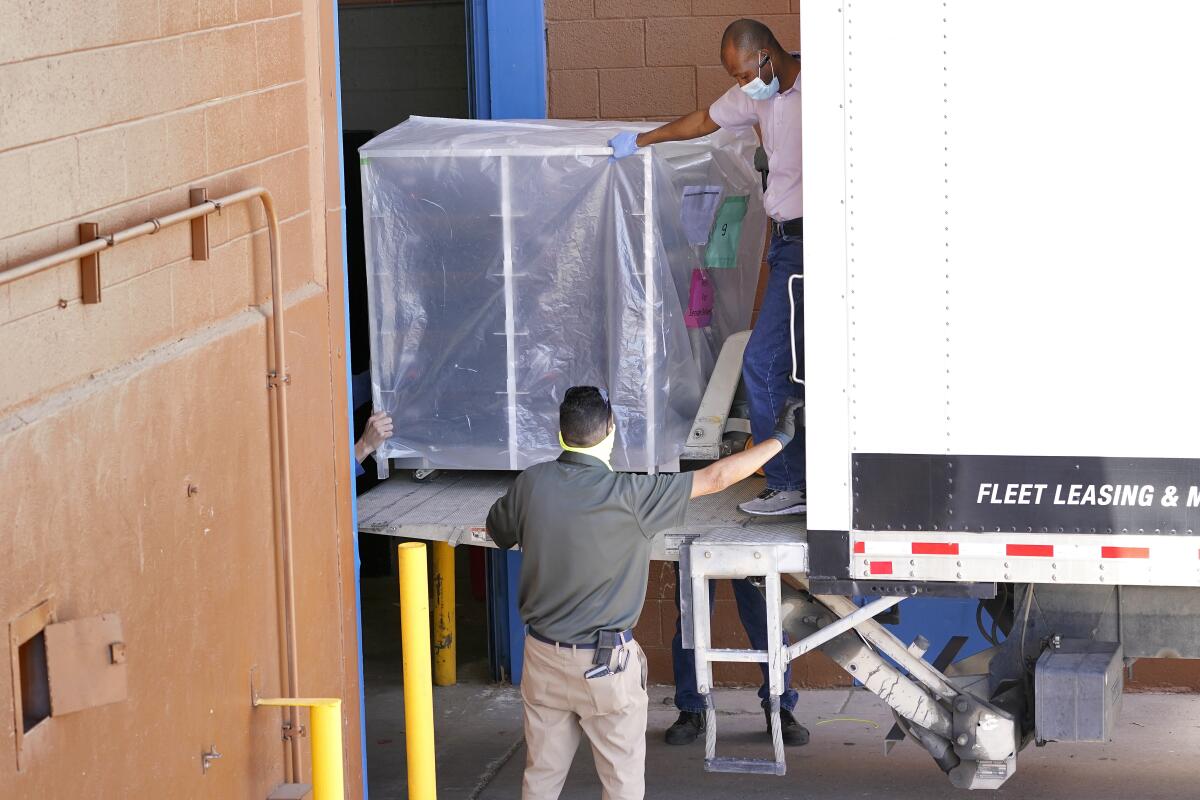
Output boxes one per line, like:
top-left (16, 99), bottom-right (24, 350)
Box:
top-left (360, 568), bottom-right (519, 800)
top-left (357, 556), bottom-right (1200, 799)
top-left (365, 679), bottom-right (1200, 799)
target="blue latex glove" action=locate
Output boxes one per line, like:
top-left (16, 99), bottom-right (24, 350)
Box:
top-left (608, 131), bottom-right (641, 161)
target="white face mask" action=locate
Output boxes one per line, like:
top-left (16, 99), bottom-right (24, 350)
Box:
top-left (559, 425), bottom-right (616, 470)
top-left (741, 51), bottom-right (779, 101)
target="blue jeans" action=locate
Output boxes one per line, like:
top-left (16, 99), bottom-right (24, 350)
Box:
top-left (671, 562), bottom-right (799, 712)
top-left (743, 233), bottom-right (805, 491)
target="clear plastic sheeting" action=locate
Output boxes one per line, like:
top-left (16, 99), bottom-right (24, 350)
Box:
top-left (360, 116), bottom-right (767, 472)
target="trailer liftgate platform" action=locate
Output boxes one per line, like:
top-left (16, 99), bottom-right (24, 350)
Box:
top-left (357, 473), bottom-right (802, 564)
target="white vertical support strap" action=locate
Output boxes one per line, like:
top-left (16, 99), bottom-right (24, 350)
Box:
top-left (764, 571), bottom-right (784, 699)
top-left (641, 150), bottom-right (657, 475)
top-left (787, 274), bottom-right (805, 386)
top-left (499, 155), bottom-right (519, 470)
top-left (691, 571), bottom-right (711, 698)
top-left (763, 571), bottom-right (785, 772)
top-left (360, 159), bottom-right (392, 481)
top-left (691, 573), bottom-right (717, 761)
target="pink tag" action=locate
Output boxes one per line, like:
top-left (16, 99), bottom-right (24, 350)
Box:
top-left (685, 269), bottom-right (714, 328)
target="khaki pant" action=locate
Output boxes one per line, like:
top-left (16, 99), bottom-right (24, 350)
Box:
top-left (520, 634), bottom-right (649, 800)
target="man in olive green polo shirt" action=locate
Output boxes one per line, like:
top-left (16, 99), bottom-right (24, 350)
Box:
top-left (487, 386), bottom-right (802, 800)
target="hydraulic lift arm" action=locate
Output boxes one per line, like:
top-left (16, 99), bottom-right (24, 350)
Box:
top-left (680, 531), bottom-right (1020, 789)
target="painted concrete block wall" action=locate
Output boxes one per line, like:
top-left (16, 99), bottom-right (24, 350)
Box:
top-left (0, 1), bottom-right (363, 795)
top-left (338, 0), bottom-right (469, 134)
top-left (546, 0), bottom-right (800, 122)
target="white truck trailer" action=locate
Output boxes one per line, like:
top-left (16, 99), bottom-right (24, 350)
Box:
top-left (359, 0), bottom-right (1200, 789)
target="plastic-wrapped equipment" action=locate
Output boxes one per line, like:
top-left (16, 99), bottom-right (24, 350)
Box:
top-left (359, 116), bottom-right (767, 472)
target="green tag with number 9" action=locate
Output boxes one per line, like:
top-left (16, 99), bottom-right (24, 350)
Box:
top-left (703, 195), bottom-right (748, 268)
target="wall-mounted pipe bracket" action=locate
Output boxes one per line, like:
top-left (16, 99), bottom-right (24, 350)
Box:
top-left (254, 697), bottom-right (345, 800)
top-left (268, 370), bottom-right (292, 389)
top-left (189, 187), bottom-right (210, 261)
top-left (201, 744), bottom-right (222, 774)
top-left (79, 222), bottom-right (101, 304)
top-left (282, 721), bottom-right (307, 742)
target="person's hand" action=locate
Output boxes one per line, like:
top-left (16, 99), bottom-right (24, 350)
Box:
top-left (355, 410), bottom-right (393, 462)
top-left (769, 397), bottom-right (804, 447)
top-left (608, 131), bottom-right (641, 161)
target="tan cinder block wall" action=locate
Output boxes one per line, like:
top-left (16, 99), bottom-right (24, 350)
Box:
top-left (0, 1), bottom-right (363, 796)
top-left (546, 0), bottom-right (800, 121)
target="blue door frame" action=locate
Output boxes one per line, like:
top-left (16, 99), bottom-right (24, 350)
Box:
top-left (466, 0), bottom-right (547, 686)
top-left (329, 2), bottom-right (371, 796)
top-left (329, 3), bottom-right (546, 793)
top-left (467, 0), bottom-right (548, 121)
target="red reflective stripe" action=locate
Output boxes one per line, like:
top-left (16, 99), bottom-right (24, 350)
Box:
top-left (869, 561), bottom-right (893, 575)
top-left (1101, 546), bottom-right (1150, 559)
top-left (853, 541), bottom-right (865, 554)
top-left (912, 542), bottom-right (958, 555)
top-left (1006, 544), bottom-right (1054, 558)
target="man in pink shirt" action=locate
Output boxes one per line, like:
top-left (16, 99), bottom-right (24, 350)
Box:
top-left (610, 18), bottom-right (810, 750)
top-left (609, 18), bottom-right (805, 518)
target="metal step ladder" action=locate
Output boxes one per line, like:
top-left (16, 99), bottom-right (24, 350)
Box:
top-left (680, 529), bottom-right (808, 776)
top-left (681, 529), bottom-right (1026, 789)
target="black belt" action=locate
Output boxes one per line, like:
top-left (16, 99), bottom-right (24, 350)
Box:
top-left (772, 217), bottom-right (803, 238)
top-left (528, 627), bottom-right (633, 650)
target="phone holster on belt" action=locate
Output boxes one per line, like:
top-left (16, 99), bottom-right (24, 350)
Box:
top-left (593, 630), bottom-right (629, 673)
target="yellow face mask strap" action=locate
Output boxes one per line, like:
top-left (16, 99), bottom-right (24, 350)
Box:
top-left (558, 426), bottom-right (615, 469)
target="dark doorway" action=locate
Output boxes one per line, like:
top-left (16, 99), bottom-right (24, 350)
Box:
top-left (337, 0), bottom-right (470, 506)
top-left (336, 4), bottom-right (492, 798)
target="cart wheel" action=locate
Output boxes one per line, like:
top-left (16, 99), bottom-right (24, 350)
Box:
top-left (412, 468), bottom-right (440, 482)
top-left (722, 431), bottom-right (751, 456)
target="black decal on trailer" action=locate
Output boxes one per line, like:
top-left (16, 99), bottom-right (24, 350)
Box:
top-left (807, 530), bottom-right (851, 579)
top-left (853, 454), bottom-right (1200, 534)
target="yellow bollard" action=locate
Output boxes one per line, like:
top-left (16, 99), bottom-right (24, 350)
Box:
top-left (310, 700), bottom-right (345, 800)
top-left (254, 697), bottom-right (344, 800)
top-left (398, 542), bottom-right (438, 800)
top-left (432, 541), bottom-right (457, 686)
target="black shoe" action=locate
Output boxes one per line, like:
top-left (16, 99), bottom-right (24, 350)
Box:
top-left (766, 707), bottom-right (810, 747)
top-left (665, 711), bottom-right (704, 745)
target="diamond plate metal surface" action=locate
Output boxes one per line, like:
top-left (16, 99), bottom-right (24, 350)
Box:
top-left (692, 528), bottom-right (808, 546)
top-left (356, 471), bottom-right (807, 554)
top-left (357, 472), bottom-right (512, 531)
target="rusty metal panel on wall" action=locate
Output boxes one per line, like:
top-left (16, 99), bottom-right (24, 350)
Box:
top-left (45, 613), bottom-right (127, 717)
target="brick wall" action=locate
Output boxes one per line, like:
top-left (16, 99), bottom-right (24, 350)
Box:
top-left (541, 2), bottom-right (839, 691)
top-left (0, 5), bottom-right (320, 381)
top-left (546, 0), bottom-right (800, 121)
top-left (545, 0), bottom-right (797, 321)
